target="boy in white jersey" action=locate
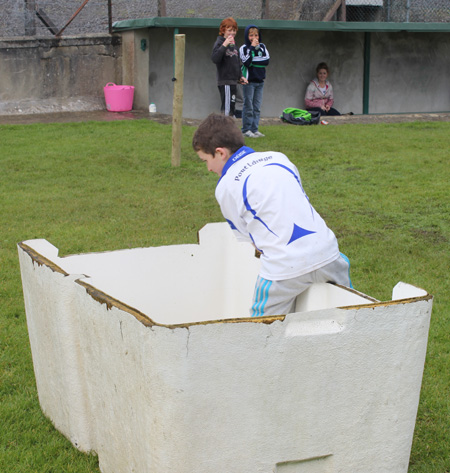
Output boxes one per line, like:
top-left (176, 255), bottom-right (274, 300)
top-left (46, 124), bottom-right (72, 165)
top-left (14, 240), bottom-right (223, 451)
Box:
top-left (193, 114), bottom-right (351, 317)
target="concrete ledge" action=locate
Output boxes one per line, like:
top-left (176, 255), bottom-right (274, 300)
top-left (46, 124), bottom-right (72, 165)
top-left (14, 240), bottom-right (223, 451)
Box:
top-left (0, 34), bottom-right (120, 49)
top-left (0, 96), bottom-right (105, 115)
top-left (0, 34), bottom-right (122, 114)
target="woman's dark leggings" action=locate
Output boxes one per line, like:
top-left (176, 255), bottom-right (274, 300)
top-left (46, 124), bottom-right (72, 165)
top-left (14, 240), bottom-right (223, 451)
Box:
top-left (306, 107), bottom-right (341, 116)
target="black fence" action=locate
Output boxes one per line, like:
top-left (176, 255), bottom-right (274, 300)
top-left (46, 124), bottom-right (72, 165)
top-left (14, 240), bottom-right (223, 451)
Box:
top-left (1, 0), bottom-right (449, 38)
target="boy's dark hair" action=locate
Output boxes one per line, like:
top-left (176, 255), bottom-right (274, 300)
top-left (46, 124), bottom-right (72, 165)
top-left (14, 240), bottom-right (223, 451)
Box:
top-left (192, 114), bottom-right (245, 156)
top-left (219, 17), bottom-right (238, 36)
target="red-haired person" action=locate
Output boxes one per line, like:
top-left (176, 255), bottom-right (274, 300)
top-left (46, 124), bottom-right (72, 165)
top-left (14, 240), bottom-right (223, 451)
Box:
top-left (211, 17), bottom-right (247, 117)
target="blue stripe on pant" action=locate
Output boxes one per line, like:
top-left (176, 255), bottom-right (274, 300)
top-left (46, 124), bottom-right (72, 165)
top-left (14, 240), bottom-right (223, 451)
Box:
top-left (339, 252), bottom-right (353, 288)
top-left (251, 276), bottom-right (272, 317)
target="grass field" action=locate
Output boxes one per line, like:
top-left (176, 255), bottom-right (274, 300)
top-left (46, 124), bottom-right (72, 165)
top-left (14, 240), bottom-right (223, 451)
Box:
top-left (1, 119), bottom-right (449, 472)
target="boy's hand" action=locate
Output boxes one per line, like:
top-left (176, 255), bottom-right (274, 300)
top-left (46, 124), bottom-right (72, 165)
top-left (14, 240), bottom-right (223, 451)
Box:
top-left (251, 38), bottom-right (259, 48)
top-left (223, 35), bottom-right (235, 47)
top-left (239, 77), bottom-right (248, 85)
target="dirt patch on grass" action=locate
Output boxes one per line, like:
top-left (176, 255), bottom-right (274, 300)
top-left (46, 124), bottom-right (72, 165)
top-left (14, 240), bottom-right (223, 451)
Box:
top-left (1, 109), bottom-right (449, 126)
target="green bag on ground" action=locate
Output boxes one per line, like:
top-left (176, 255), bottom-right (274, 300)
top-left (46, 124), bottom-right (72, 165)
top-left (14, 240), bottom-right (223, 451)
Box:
top-left (280, 107), bottom-right (320, 125)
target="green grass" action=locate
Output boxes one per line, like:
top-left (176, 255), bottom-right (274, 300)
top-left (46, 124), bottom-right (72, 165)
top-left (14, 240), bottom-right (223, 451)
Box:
top-left (1, 119), bottom-right (449, 472)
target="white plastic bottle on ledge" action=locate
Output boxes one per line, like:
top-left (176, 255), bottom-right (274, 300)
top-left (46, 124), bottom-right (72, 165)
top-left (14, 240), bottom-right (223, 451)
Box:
top-left (149, 103), bottom-right (157, 113)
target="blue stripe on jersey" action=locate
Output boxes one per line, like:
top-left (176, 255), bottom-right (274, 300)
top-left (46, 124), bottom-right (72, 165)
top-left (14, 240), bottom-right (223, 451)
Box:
top-left (243, 175), bottom-right (278, 237)
top-left (264, 163), bottom-right (314, 217)
top-left (249, 233), bottom-right (263, 253)
top-left (226, 218), bottom-right (238, 230)
top-left (287, 223), bottom-right (316, 245)
top-left (264, 162), bottom-right (300, 184)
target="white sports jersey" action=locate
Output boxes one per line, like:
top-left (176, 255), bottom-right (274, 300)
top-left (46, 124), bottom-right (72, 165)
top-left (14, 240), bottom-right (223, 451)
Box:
top-left (216, 146), bottom-right (340, 281)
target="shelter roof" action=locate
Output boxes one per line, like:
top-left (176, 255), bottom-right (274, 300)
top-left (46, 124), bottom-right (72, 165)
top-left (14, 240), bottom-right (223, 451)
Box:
top-left (112, 17), bottom-right (450, 33)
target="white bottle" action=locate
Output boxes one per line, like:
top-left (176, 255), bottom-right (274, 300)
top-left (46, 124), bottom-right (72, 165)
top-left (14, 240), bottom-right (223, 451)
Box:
top-left (149, 103), bottom-right (156, 113)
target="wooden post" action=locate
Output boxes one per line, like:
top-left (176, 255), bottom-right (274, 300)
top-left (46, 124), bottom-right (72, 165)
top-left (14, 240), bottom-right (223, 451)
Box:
top-left (323, 0), bottom-right (342, 21)
top-left (108, 0), bottom-right (112, 34)
top-left (171, 34), bottom-right (185, 167)
top-left (158, 0), bottom-right (167, 17)
top-left (24, 0), bottom-right (36, 36)
top-left (338, 0), bottom-right (346, 21)
top-left (56, 0), bottom-right (91, 37)
top-left (261, 0), bottom-right (269, 19)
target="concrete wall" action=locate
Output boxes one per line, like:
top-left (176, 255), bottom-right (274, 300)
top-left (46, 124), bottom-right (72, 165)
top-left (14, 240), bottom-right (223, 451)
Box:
top-left (142, 27), bottom-right (364, 117)
top-left (121, 30), bottom-right (150, 112)
top-left (0, 35), bottom-right (121, 114)
top-left (18, 222), bottom-right (433, 473)
top-left (139, 27), bottom-right (450, 118)
top-left (1, 28), bottom-right (449, 117)
top-left (369, 31), bottom-right (450, 113)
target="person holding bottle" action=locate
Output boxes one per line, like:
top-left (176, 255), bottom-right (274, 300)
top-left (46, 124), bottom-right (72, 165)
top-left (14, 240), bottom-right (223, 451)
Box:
top-left (211, 17), bottom-right (247, 117)
top-left (239, 25), bottom-right (270, 138)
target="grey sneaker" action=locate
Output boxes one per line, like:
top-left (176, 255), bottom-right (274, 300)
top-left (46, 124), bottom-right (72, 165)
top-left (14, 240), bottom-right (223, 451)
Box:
top-left (253, 131), bottom-right (265, 137)
top-left (243, 130), bottom-right (257, 138)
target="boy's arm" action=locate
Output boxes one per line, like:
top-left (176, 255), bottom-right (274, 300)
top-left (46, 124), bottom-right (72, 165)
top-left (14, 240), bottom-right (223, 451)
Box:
top-left (240, 44), bottom-right (270, 68)
top-left (218, 192), bottom-right (252, 243)
top-left (257, 44), bottom-right (270, 66)
top-left (211, 38), bottom-right (226, 64)
top-left (239, 45), bottom-right (254, 67)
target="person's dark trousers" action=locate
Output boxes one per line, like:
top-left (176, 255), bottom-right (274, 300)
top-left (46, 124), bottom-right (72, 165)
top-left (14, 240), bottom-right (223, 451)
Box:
top-left (218, 84), bottom-right (237, 116)
top-left (306, 107), bottom-right (341, 116)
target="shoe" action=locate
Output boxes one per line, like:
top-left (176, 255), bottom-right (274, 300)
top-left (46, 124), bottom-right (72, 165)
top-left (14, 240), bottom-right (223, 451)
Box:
top-left (243, 130), bottom-right (257, 138)
top-left (253, 131), bottom-right (265, 137)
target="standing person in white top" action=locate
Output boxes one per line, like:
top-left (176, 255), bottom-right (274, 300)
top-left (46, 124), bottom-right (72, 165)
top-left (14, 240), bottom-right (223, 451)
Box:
top-left (304, 62), bottom-right (341, 116)
top-left (192, 113), bottom-right (352, 317)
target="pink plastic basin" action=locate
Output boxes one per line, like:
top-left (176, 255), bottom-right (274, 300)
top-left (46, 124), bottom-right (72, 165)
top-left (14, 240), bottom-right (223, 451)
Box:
top-left (104, 83), bottom-right (135, 112)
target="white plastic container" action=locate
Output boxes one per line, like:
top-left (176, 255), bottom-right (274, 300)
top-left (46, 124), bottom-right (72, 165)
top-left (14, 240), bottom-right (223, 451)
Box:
top-left (149, 103), bottom-right (156, 113)
top-left (18, 223), bottom-right (433, 473)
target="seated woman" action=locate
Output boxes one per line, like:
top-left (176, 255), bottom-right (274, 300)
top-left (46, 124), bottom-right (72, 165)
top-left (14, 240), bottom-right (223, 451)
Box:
top-left (304, 62), bottom-right (341, 116)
